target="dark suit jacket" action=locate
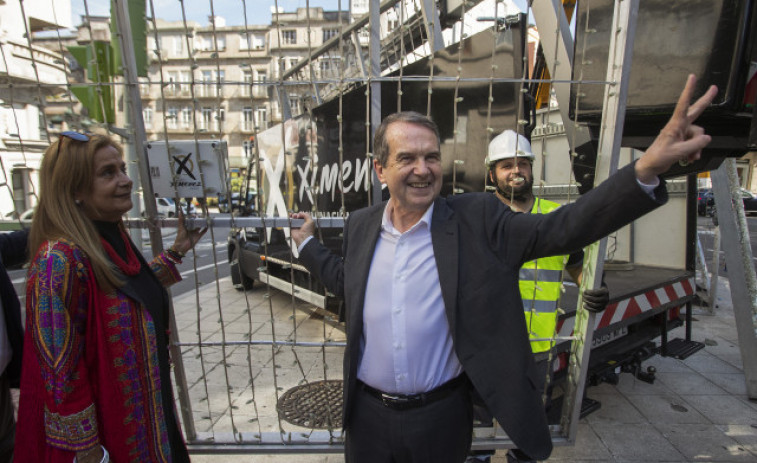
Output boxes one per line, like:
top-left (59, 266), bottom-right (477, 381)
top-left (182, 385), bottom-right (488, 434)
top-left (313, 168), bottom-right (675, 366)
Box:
top-left (0, 228), bottom-right (29, 387)
top-left (299, 162), bottom-right (666, 460)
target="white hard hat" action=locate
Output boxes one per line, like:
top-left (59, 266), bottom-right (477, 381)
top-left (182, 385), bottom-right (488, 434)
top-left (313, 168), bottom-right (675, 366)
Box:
top-left (485, 130), bottom-right (534, 166)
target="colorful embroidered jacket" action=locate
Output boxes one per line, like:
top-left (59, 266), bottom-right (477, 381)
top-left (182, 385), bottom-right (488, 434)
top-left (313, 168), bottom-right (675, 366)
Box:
top-left (15, 238), bottom-right (184, 462)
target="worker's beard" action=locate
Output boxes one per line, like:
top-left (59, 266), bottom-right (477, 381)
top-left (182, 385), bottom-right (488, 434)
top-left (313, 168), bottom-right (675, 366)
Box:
top-left (495, 174), bottom-right (533, 202)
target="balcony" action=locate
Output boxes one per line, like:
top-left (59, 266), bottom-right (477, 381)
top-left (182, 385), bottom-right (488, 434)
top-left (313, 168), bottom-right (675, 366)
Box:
top-left (0, 39), bottom-right (67, 98)
top-left (237, 84), bottom-right (269, 100)
top-left (163, 87), bottom-right (192, 99)
top-left (196, 84), bottom-right (224, 99)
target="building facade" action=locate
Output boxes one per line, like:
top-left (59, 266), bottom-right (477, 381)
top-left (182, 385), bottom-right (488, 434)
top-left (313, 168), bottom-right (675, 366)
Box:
top-left (0, 0), bottom-right (70, 217)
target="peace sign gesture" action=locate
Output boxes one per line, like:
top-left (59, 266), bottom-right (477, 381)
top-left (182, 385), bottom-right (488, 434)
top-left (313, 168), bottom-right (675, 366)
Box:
top-left (635, 74), bottom-right (718, 184)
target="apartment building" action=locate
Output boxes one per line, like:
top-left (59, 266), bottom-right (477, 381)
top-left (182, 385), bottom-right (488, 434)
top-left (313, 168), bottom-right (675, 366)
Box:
top-left (144, 8), bottom-right (349, 169)
top-left (142, 17), bottom-right (269, 169)
top-left (267, 7), bottom-right (350, 119)
top-left (0, 0), bottom-right (70, 216)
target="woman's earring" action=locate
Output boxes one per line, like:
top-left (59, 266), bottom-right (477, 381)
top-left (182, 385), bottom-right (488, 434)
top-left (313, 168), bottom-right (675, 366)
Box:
top-left (75, 199), bottom-right (82, 206)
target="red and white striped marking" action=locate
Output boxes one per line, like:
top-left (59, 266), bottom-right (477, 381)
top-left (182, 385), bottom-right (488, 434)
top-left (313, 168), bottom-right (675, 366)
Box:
top-left (555, 277), bottom-right (695, 338)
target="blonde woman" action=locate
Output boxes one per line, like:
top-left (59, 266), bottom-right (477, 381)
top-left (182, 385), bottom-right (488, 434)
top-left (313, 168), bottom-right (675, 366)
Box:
top-left (16, 132), bottom-right (205, 462)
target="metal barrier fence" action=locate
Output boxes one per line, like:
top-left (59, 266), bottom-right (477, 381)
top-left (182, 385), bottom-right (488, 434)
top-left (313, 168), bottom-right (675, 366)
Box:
top-left (1, 0), bottom-right (643, 454)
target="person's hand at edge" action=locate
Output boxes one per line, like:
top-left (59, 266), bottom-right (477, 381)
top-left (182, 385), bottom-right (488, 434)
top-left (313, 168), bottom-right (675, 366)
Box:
top-left (170, 209), bottom-right (208, 256)
top-left (290, 212), bottom-right (315, 247)
top-left (635, 74), bottom-right (718, 184)
top-left (582, 284), bottom-right (610, 313)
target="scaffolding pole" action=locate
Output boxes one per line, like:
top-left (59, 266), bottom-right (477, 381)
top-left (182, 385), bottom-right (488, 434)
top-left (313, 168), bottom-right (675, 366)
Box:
top-left (710, 159), bottom-right (757, 399)
top-left (112, 0), bottom-right (197, 439)
top-left (560, 0), bottom-right (639, 443)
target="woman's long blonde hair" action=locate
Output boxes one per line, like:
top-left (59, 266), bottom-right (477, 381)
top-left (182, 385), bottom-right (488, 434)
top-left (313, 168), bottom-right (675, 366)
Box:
top-left (30, 133), bottom-right (127, 291)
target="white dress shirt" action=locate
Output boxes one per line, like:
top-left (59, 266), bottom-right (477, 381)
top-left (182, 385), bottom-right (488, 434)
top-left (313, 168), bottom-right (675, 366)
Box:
top-left (356, 201), bottom-right (463, 394)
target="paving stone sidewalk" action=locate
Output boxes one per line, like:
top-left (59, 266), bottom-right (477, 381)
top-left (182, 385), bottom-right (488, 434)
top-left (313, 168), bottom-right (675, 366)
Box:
top-left (11, 276), bottom-right (757, 462)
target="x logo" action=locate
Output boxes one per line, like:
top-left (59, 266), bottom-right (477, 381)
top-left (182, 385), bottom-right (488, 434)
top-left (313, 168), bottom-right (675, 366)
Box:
top-left (173, 153), bottom-right (196, 180)
top-left (260, 131), bottom-right (293, 253)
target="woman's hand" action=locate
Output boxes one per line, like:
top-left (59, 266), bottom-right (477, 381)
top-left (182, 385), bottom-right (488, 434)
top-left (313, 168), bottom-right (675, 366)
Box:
top-left (170, 210), bottom-right (208, 256)
top-left (75, 445), bottom-right (107, 463)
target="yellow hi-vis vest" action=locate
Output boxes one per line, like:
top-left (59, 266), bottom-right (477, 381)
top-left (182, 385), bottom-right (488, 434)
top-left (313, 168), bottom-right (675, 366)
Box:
top-left (520, 198), bottom-right (567, 353)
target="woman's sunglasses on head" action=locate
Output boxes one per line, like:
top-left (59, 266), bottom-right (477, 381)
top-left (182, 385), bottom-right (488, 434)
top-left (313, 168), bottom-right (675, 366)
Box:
top-left (56, 131), bottom-right (91, 156)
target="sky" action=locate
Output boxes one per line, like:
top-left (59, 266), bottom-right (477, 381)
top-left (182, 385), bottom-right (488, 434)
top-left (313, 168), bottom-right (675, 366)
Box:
top-left (71, 0), bottom-right (348, 28)
top-left (71, 0), bottom-right (531, 29)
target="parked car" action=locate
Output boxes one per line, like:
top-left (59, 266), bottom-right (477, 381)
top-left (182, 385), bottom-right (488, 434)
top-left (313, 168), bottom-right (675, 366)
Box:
top-left (697, 189), bottom-right (713, 216)
top-left (698, 188), bottom-right (757, 217)
top-left (144, 197), bottom-right (196, 217)
top-left (218, 192), bottom-right (255, 213)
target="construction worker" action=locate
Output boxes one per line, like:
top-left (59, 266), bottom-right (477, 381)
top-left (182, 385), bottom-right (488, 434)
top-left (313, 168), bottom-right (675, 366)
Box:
top-left (467, 130), bottom-right (610, 463)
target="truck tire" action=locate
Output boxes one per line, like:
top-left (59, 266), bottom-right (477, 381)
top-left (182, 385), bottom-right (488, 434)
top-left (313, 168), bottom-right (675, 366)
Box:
top-left (230, 248), bottom-right (255, 290)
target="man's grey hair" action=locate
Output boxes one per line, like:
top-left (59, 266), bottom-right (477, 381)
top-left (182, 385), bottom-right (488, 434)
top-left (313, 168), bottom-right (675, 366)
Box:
top-left (373, 111), bottom-right (441, 167)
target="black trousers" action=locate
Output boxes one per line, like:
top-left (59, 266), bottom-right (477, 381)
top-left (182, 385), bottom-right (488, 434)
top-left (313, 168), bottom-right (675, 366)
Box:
top-left (346, 381), bottom-right (473, 463)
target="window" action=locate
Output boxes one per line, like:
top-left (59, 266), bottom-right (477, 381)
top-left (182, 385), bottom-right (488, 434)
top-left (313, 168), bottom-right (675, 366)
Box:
top-left (241, 70), bottom-right (252, 96)
top-left (173, 35), bottom-right (183, 55)
top-left (199, 35), bottom-right (213, 51)
top-left (323, 28), bottom-right (339, 42)
top-left (139, 77), bottom-right (151, 98)
top-left (198, 35), bottom-right (224, 51)
top-left (216, 70), bottom-right (225, 96)
top-left (201, 107), bottom-right (213, 130)
top-left (282, 30), bottom-right (296, 45)
top-left (167, 71), bottom-right (190, 95)
top-left (255, 106), bottom-right (268, 130)
top-left (149, 36), bottom-right (161, 54)
top-left (252, 33), bottom-right (265, 49)
top-left (320, 57), bottom-right (339, 73)
top-left (167, 71), bottom-right (180, 95)
top-left (200, 70), bottom-right (212, 97)
top-left (179, 71), bottom-right (191, 94)
top-left (242, 107), bottom-right (254, 131)
top-left (281, 57), bottom-right (299, 71)
top-left (254, 70), bottom-right (267, 97)
top-left (240, 33), bottom-right (251, 50)
top-left (201, 107), bottom-right (224, 131)
top-left (181, 107), bottom-right (192, 128)
top-left (166, 107), bottom-right (178, 129)
top-left (200, 70), bottom-right (224, 97)
top-left (288, 96), bottom-right (301, 115)
top-left (241, 33), bottom-right (265, 50)
top-left (143, 107), bottom-right (153, 128)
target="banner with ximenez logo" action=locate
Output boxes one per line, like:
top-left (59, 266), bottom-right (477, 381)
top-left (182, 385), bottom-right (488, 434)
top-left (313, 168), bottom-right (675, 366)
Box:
top-left (146, 140), bottom-right (228, 198)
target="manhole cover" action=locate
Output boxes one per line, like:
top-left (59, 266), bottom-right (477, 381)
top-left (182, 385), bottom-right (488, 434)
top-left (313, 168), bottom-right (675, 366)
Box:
top-left (277, 380), bottom-right (343, 429)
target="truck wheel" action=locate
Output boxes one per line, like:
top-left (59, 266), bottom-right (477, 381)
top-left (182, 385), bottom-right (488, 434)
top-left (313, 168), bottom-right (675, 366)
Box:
top-left (230, 248), bottom-right (254, 290)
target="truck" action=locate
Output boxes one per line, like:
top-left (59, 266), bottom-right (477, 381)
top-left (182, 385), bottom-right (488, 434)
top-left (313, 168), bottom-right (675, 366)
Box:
top-left (227, 0), bottom-right (756, 435)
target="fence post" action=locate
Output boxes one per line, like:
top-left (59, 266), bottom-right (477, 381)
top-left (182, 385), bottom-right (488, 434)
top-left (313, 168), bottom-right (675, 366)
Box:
top-left (111, 0), bottom-right (197, 439)
top-left (710, 159), bottom-right (757, 399)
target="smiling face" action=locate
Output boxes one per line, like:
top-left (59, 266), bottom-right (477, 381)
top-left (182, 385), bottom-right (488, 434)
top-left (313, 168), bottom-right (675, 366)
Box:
top-left (490, 157), bottom-right (534, 200)
top-left (374, 121), bottom-right (442, 229)
top-left (76, 145), bottom-right (133, 222)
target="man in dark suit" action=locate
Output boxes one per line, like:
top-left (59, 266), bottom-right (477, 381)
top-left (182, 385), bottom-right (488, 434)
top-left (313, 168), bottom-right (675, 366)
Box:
top-left (0, 228), bottom-right (29, 463)
top-left (291, 76), bottom-right (716, 463)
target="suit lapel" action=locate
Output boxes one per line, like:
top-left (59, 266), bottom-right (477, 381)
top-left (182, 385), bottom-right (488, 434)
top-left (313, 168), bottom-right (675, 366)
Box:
top-left (430, 198), bottom-right (459, 330)
top-left (349, 205), bottom-right (384, 343)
